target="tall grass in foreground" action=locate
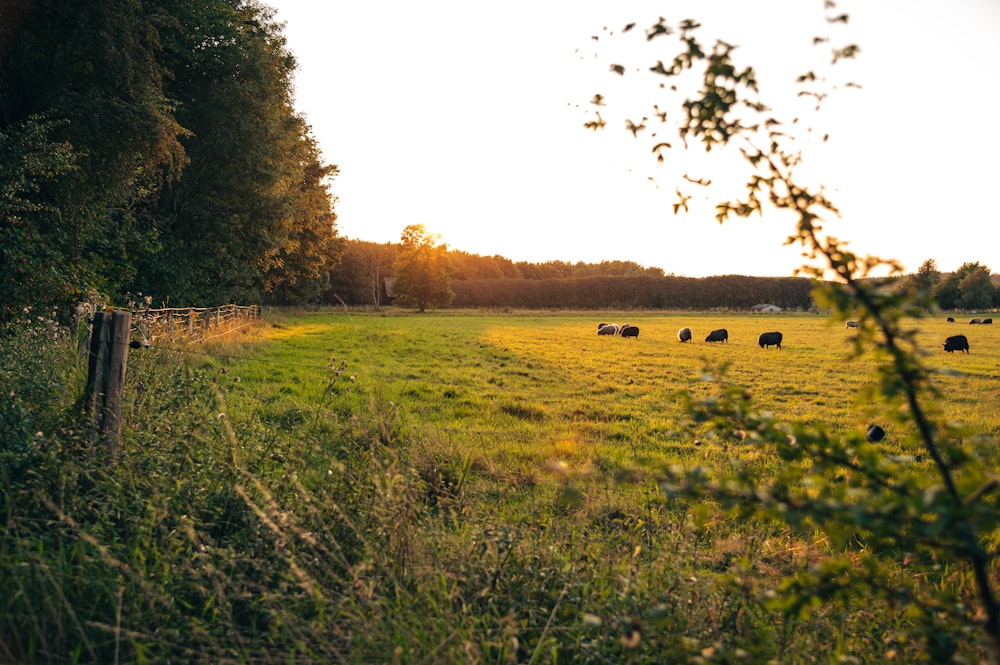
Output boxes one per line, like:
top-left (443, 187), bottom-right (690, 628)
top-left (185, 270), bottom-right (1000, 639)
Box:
top-left (1, 309), bottom-right (997, 663)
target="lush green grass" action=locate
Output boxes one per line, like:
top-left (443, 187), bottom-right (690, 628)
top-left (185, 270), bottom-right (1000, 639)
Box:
top-left (227, 309), bottom-right (1000, 458)
top-left (2, 308), bottom-right (999, 663)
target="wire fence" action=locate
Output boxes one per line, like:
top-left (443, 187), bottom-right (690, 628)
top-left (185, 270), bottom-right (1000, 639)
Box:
top-left (130, 304), bottom-right (260, 343)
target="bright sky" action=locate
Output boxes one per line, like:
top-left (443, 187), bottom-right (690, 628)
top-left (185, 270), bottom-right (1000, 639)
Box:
top-left (266, 0), bottom-right (1000, 278)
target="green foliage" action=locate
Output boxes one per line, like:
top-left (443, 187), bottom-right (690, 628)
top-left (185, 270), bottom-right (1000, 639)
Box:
top-left (908, 258), bottom-right (941, 298)
top-left (0, 116), bottom-right (80, 317)
top-left (595, 5), bottom-right (1000, 659)
top-left (452, 273), bottom-right (814, 310)
top-left (3, 308), bottom-right (999, 663)
top-left (326, 239), bottom-right (396, 308)
top-left (933, 262), bottom-right (997, 311)
top-left (0, 0), bottom-right (340, 312)
top-left (392, 224), bottom-right (456, 312)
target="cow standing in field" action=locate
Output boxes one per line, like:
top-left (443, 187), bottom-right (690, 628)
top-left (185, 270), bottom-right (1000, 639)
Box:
top-left (705, 329), bottom-right (728, 343)
top-left (758, 331), bottom-right (783, 349)
top-left (598, 324), bottom-right (619, 336)
top-left (845, 320), bottom-right (859, 329)
top-left (677, 327), bottom-right (693, 343)
top-left (944, 335), bottom-right (969, 353)
top-left (620, 325), bottom-right (640, 339)
top-left (867, 424), bottom-right (886, 443)
top-left (969, 317), bottom-right (983, 324)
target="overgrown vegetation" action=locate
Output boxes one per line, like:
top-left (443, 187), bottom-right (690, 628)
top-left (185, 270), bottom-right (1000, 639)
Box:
top-left (2, 309), bottom-right (998, 662)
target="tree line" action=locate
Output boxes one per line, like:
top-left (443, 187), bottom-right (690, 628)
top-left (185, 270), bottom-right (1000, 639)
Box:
top-left (321, 233), bottom-right (1000, 312)
top-left (1, 0), bottom-right (340, 319)
top-left (907, 259), bottom-right (999, 310)
top-left (3, 0), bottom-right (995, 320)
top-left (324, 233), bottom-right (811, 311)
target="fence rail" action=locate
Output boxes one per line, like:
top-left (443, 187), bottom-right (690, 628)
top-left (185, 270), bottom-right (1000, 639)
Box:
top-left (130, 304), bottom-right (260, 343)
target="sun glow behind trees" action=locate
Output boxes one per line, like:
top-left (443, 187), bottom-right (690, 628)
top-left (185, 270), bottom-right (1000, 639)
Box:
top-left (267, 0), bottom-right (1000, 279)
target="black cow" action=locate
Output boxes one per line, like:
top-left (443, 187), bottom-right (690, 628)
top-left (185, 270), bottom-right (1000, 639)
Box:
top-left (984, 318), bottom-right (994, 324)
top-left (866, 424), bottom-right (886, 443)
top-left (944, 334), bottom-right (969, 353)
top-left (947, 317), bottom-right (955, 323)
top-left (705, 328), bottom-right (728, 343)
top-left (758, 331), bottom-right (783, 349)
top-left (677, 327), bottom-right (693, 343)
top-left (620, 325), bottom-right (639, 339)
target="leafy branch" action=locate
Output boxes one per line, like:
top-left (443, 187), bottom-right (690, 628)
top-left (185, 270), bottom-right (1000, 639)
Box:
top-left (592, 4), bottom-right (1000, 659)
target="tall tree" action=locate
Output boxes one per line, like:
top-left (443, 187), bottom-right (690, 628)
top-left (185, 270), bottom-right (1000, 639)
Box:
top-left (934, 262), bottom-right (994, 310)
top-left (909, 258), bottom-right (940, 296)
top-left (325, 239), bottom-right (395, 308)
top-left (0, 0), bottom-right (188, 313)
top-left (392, 224), bottom-right (455, 313)
top-left (1, 0), bottom-right (340, 311)
top-left (956, 263), bottom-right (995, 310)
top-left (139, 0), bottom-right (339, 305)
top-left (260, 138), bottom-right (342, 305)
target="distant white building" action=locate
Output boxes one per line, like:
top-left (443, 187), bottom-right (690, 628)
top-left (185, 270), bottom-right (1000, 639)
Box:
top-left (750, 303), bottom-right (782, 313)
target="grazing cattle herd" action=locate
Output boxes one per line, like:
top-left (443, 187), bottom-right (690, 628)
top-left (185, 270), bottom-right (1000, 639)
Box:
top-left (595, 316), bottom-right (993, 354)
top-left (591, 316), bottom-right (990, 447)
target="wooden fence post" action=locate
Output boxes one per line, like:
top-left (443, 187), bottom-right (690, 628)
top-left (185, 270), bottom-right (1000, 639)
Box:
top-left (84, 310), bottom-right (130, 456)
top-left (99, 311), bottom-right (131, 456)
top-left (85, 312), bottom-right (110, 444)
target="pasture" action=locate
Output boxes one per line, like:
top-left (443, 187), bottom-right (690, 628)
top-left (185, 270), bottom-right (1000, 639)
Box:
top-left (224, 310), bottom-right (1000, 471)
top-left (5, 308), bottom-right (1000, 663)
top-left (205, 309), bottom-right (1000, 659)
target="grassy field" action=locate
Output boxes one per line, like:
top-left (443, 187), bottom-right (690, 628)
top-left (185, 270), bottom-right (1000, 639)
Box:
top-left (208, 308), bottom-right (1000, 659)
top-left (224, 309), bottom-right (1000, 463)
top-left (3, 307), bottom-right (999, 663)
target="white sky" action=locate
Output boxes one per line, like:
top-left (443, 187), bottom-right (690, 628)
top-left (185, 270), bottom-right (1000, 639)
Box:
top-left (266, 0), bottom-right (1000, 278)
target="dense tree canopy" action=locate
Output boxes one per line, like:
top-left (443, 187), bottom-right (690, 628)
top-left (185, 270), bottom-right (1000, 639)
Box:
top-left (934, 261), bottom-right (996, 310)
top-left (0, 0), bottom-right (339, 316)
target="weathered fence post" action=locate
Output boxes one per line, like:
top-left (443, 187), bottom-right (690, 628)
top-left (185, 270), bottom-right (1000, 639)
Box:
top-left (100, 311), bottom-right (130, 456)
top-left (84, 310), bottom-right (131, 456)
top-left (85, 312), bottom-right (110, 442)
